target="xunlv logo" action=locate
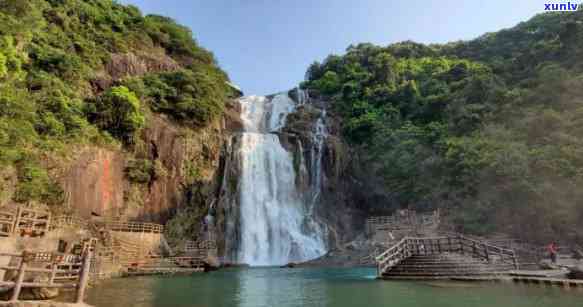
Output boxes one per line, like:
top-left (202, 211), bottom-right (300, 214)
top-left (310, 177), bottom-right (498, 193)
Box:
top-left (544, 2), bottom-right (579, 11)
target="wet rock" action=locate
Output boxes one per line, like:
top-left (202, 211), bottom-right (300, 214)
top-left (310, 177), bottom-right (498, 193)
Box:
top-left (221, 263), bottom-right (250, 269)
top-left (567, 264), bottom-right (583, 279)
top-left (205, 255), bottom-right (221, 269)
top-left (539, 259), bottom-right (561, 270)
top-left (224, 100), bottom-right (244, 132)
top-left (282, 105), bottom-right (320, 137)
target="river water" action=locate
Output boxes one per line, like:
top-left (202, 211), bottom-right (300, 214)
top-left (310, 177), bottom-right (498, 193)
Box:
top-left (87, 267), bottom-right (582, 307)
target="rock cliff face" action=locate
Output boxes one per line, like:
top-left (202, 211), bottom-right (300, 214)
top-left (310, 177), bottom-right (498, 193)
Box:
top-left (61, 148), bottom-right (126, 218)
top-left (59, 101), bottom-right (241, 225)
top-left (284, 93), bottom-right (366, 249)
top-left (281, 90), bottom-right (368, 250)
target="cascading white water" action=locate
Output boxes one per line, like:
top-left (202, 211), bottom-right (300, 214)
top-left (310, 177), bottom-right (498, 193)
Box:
top-left (267, 94), bottom-right (296, 132)
top-left (236, 93), bottom-right (326, 266)
top-left (309, 109), bottom-right (327, 209)
top-left (296, 87), bottom-right (308, 105)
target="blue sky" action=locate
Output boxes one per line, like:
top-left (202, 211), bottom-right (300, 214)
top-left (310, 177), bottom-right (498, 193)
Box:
top-left (119, 0), bottom-right (549, 95)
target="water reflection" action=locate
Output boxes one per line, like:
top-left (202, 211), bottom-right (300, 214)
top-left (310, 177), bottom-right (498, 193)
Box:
top-left (235, 267), bottom-right (329, 307)
top-left (87, 267), bottom-right (583, 307)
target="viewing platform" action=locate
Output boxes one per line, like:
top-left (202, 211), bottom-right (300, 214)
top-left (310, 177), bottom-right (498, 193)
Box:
top-left (374, 233), bottom-right (583, 288)
top-left (376, 234), bottom-right (519, 280)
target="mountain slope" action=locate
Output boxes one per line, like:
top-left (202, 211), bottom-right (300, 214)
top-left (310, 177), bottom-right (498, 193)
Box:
top-left (0, 0), bottom-right (236, 245)
top-left (303, 9), bottom-right (583, 244)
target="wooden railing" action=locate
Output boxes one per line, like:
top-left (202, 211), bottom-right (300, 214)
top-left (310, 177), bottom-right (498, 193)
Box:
top-left (0, 211), bottom-right (16, 236)
top-left (375, 237), bottom-right (412, 275)
top-left (50, 215), bottom-right (88, 231)
top-left (0, 207), bottom-right (51, 237)
top-left (50, 215), bottom-right (164, 234)
top-left (183, 240), bottom-right (217, 259)
top-left (0, 250), bottom-right (92, 304)
top-left (97, 219), bottom-right (164, 234)
top-left (184, 240), bottom-right (217, 251)
top-left (375, 234), bottom-right (519, 276)
top-left (367, 210), bottom-right (440, 235)
top-left (128, 256), bottom-right (205, 269)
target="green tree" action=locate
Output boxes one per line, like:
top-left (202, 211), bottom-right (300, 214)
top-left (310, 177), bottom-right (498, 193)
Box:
top-left (86, 86), bottom-right (145, 144)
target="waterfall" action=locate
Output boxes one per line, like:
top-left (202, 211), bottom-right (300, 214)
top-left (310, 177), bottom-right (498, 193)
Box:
top-left (309, 109), bottom-right (327, 210)
top-left (232, 93), bottom-right (327, 266)
top-left (296, 87), bottom-right (308, 105)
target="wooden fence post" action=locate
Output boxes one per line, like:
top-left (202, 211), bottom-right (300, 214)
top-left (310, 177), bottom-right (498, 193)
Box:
top-left (76, 249), bottom-right (92, 304)
top-left (513, 252), bottom-right (519, 270)
top-left (13, 207), bottom-right (21, 236)
top-left (459, 236), bottom-right (464, 255)
top-left (49, 262), bottom-right (57, 284)
top-left (10, 251), bottom-right (27, 302)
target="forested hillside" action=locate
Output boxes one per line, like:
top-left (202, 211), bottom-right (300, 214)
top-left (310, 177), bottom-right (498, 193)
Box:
top-left (0, 0), bottom-right (233, 231)
top-left (2, 0), bottom-right (581, 245)
top-left (303, 10), bottom-right (583, 243)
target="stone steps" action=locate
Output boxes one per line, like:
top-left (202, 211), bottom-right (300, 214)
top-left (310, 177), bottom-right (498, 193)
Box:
top-left (381, 275), bottom-right (504, 280)
top-left (382, 252), bottom-right (515, 279)
top-left (390, 264), bottom-right (513, 271)
top-left (383, 271), bottom-right (508, 277)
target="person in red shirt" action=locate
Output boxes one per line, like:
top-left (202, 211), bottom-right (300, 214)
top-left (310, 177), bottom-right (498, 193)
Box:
top-left (547, 242), bottom-right (558, 264)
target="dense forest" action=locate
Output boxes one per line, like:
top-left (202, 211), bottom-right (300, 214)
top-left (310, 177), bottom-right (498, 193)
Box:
top-left (1, 0), bottom-right (582, 245)
top-left (0, 0), bottom-right (232, 209)
top-left (303, 11), bottom-right (583, 243)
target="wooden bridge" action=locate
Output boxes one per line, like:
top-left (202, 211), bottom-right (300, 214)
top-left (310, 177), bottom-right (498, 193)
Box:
top-left (376, 234), bottom-right (519, 279)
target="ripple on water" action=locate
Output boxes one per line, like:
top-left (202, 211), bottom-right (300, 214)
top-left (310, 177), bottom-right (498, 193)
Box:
top-left (87, 267), bottom-right (583, 307)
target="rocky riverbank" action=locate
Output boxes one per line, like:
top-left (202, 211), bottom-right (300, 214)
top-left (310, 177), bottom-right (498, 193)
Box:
top-left (297, 236), bottom-right (383, 268)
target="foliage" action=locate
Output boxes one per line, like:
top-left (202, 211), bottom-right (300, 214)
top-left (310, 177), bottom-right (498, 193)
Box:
top-left (125, 158), bottom-right (154, 183)
top-left (125, 158), bottom-right (167, 184)
top-left (0, 0), bottom-right (230, 206)
top-left (164, 208), bottom-right (204, 248)
top-left (14, 162), bottom-right (64, 206)
top-left (123, 68), bottom-right (229, 126)
top-left (86, 86), bottom-right (145, 144)
top-left (304, 10), bottom-right (583, 243)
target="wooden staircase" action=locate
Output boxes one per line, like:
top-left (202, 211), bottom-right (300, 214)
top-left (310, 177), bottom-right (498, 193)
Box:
top-left (376, 234), bottom-right (519, 280)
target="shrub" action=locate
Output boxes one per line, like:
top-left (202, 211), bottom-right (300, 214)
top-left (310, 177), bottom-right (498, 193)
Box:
top-left (125, 158), bottom-right (154, 183)
top-left (137, 69), bottom-right (227, 126)
top-left (13, 163), bottom-right (64, 205)
top-left (86, 86), bottom-right (145, 144)
top-left (124, 158), bottom-right (167, 184)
